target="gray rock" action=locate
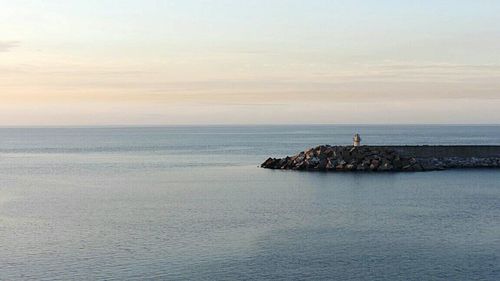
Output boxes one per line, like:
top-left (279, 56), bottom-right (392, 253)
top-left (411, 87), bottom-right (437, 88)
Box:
top-left (261, 145), bottom-right (500, 172)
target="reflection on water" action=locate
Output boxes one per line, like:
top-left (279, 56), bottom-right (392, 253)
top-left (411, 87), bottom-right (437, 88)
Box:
top-left (0, 126), bottom-right (499, 280)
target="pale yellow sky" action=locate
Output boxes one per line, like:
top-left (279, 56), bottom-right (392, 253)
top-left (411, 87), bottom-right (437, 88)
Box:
top-left (1, 0), bottom-right (500, 125)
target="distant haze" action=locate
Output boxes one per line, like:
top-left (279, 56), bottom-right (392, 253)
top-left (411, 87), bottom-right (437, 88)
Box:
top-left (1, 0), bottom-right (500, 125)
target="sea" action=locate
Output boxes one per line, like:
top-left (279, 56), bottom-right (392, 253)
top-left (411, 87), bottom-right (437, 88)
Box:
top-left (0, 125), bottom-right (499, 280)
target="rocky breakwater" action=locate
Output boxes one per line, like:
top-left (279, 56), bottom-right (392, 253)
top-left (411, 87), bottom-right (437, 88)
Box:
top-left (261, 145), bottom-right (500, 172)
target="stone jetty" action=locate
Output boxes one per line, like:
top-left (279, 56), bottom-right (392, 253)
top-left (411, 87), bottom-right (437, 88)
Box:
top-left (261, 145), bottom-right (500, 172)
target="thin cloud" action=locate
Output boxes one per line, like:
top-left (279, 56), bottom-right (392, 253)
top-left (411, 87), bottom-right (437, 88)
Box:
top-left (0, 41), bottom-right (20, 52)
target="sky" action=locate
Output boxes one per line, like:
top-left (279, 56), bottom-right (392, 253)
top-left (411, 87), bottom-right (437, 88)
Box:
top-left (1, 0), bottom-right (500, 125)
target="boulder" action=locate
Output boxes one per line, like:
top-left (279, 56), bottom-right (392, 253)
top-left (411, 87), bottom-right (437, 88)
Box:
top-left (261, 145), bottom-right (500, 172)
top-left (346, 164), bottom-right (356, 171)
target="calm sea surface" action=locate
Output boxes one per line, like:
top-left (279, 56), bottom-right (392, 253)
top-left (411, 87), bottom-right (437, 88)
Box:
top-left (1, 125), bottom-right (499, 280)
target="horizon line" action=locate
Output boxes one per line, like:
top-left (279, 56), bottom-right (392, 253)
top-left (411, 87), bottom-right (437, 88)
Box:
top-left (0, 123), bottom-right (499, 129)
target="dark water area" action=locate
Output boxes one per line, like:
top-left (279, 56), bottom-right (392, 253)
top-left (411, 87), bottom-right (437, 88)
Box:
top-left (0, 125), bottom-right (499, 280)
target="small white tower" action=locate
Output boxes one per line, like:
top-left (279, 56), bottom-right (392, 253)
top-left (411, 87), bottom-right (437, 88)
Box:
top-left (353, 134), bottom-right (361, 147)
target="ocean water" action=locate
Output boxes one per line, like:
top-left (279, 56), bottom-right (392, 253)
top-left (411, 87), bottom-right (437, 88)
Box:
top-left (0, 125), bottom-right (499, 280)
